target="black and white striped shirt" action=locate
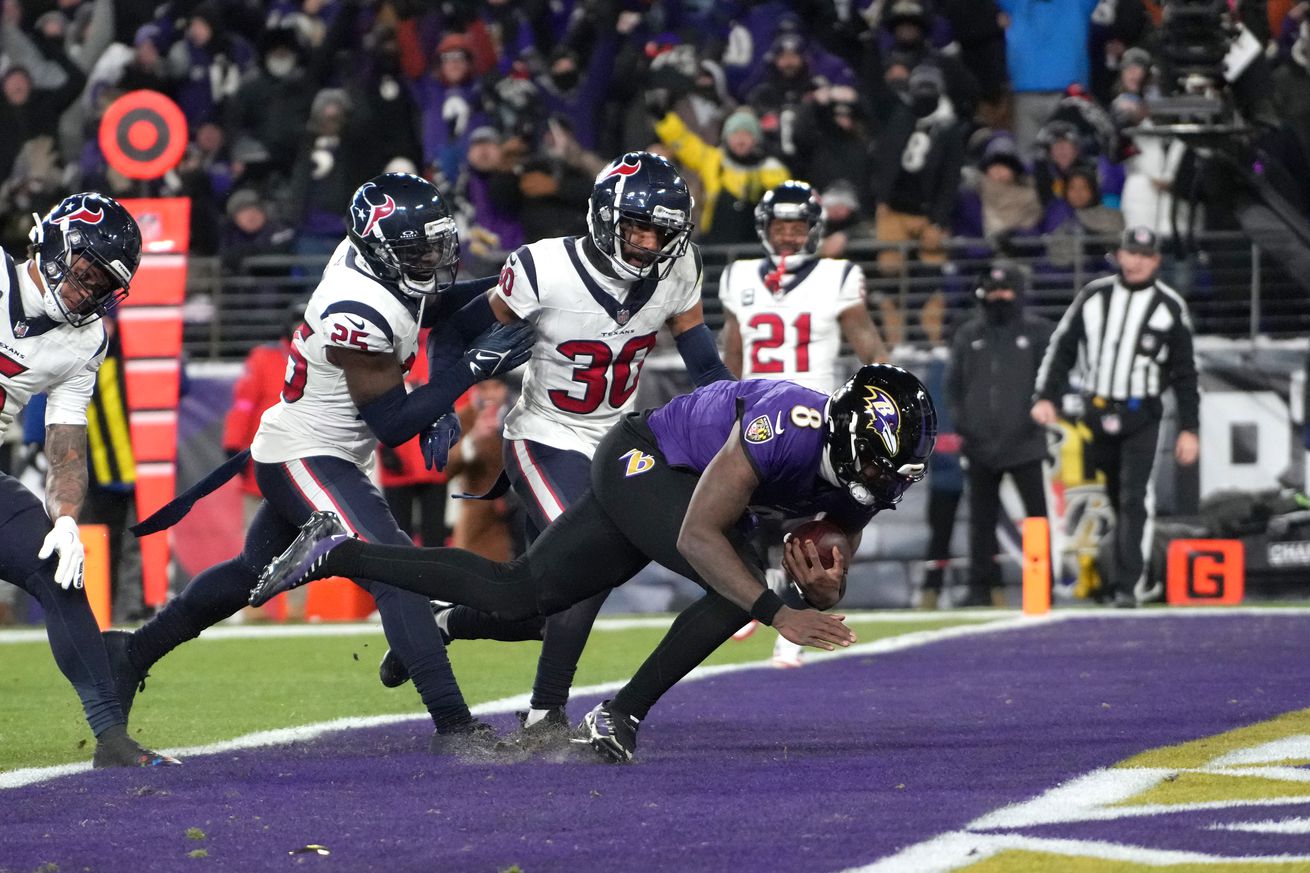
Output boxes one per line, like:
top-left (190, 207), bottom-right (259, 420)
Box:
top-left (1035, 275), bottom-right (1199, 431)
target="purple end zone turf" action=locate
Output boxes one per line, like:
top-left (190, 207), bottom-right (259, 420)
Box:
top-left (2, 614), bottom-right (1309, 873)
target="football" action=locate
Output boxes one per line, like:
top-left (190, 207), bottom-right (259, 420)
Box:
top-left (786, 519), bottom-right (851, 610)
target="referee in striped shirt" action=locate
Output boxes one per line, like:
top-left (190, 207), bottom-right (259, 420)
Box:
top-left (1031, 226), bottom-right (1200, 607)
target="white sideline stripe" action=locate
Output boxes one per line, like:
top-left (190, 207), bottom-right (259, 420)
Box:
top-left (0, 611), bottom-right (1002, 645)
top-left (0, 614), bottom-right (1038, 790)
top-left (1210, 818), bottom-right (1310, 834)
top-left (847, 833), bottom-right (1310, 872)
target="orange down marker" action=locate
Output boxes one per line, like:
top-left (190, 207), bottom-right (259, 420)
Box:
top-left (79, 524), bottom-right (111, 630)
top-left (1022, 516), bottom-right (1051, 615)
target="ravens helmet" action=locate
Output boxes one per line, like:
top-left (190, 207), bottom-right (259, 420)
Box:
top-left (824, 364), bottom-right (936, 509)
top-left (754, 180), bottom-right (824, 264)
top-left (347, 172), bottom-right (459, 298)
top-left (29, 192), bottom-right (141, 327)
top-left (587, 151), bottom-right (694, 280)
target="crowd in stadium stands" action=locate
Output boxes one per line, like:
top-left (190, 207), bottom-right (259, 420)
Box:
top-left (2, 0), bottom-right (1308, 285)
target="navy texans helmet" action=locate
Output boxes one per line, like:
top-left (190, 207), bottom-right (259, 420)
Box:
top-left (587, 151), bottom-right (694, 281)
top-left (347, 172), bottom-right (459, 298)
top-left (824, 364), bottom-right (937, 509)
top-left (29, 192), bottom-right (141, 327)
top-left (754, 180), bottom-right (824, 264)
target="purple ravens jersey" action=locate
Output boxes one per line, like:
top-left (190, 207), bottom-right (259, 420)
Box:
top-left (647, 379), bottom-right (874, 527)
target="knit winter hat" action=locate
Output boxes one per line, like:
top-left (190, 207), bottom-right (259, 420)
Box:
top-left (721, 108), bottom-right (762, 141)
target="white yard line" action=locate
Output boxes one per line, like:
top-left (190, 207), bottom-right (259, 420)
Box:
top-left (0, 609), bottom-right (1005, 645)
top-left (0, 613), bottom-right (1037, 790)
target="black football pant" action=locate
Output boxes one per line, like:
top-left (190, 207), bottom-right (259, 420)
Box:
top-left (436, 437), bottom-right (605, 714)
top-left (314, 414), bottom-right (765, 721)
top-left (921, 486), bottom-right (963, 592)
top-left (0, 473), bottom-right (124, 737)
top-left (1087, 419), bottom-right (1161, 598)
top-left (966, 458), bottom-right (1048, 590)
top-left (128, 455), bottom-right (473, 730)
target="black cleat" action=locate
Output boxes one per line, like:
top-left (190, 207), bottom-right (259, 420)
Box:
top-left (577, 700), bottom-right (640, 763)
top-left (496, 707), bottom-right (575, 754)
top-left (250, 511), bottom-right (349, 607)
top-left (378, 648), bottom-right (409, 688)
top-left (102, 630), bottom-right (147, 718)
top-left (428, 720), bottom-right (501, 758)
top-left (92, 725), bottom-right (181, 768)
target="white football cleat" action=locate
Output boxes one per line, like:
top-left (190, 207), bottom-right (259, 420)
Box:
top-left (771, 634), bottom-right (804, 669)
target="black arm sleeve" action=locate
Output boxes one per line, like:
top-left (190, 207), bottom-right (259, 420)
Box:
top-left (422, 275), bottom-right (500, 327)
top-left (675, 323), bottom-right (735, 386)
top-left (358, 367), bottom-right (477, 448)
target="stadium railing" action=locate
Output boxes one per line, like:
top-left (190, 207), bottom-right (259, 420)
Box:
top-left (182, 230), bottom-right (1302, 361)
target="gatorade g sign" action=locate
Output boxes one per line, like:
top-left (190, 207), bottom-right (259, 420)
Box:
top-left (1166, 539), bottom-right (1244, 605)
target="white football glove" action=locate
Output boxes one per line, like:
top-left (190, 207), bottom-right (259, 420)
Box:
top-left (38, 515), bottom-right (85, 590)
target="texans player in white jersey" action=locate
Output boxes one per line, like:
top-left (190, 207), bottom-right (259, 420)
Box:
top-left (719, 180), bottom-right (887, 667)
top-left (105, 173), bottom-right (534, 754)
top-left (0, 193), bottom-right (177, 766)
top-left (377, 152), bottom-right (734, 749)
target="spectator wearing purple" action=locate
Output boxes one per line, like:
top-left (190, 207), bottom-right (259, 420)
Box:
top-left (403, 32), bottom-right (489, 187)
top-left (166, 5), bottom-right (252, 129)
top-left (114, 23), bottom-right (172, 94)
top-left (959, 134), bottom-right (1042, 245)
top-left (733, 13), bottom-right (857, 103)
top-left (534, 19), bottom-right (620, 153)
top-left (1031, 121), bottom-right (1083, 209)
top-left (1043, 163), bottom-right (1125, 268)
top-left (719, 0), bottom-right (799, 99)
top-left (997, 0), bottom-right (1099, 152)
top-left (455, 126), bottom-right (522, 273)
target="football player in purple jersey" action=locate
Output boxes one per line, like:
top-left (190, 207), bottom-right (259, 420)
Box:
top-left (252, 364), bottom-right (936, 762)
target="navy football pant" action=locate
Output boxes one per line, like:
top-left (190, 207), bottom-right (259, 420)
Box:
top-left (0, 474), bottom-right (123, 736)
top-left (315, 415), bottom-right (763, 721)
top-left (444, 438), bottom-right (605, 711)
top-left (129, 455), bottom-right (471, 729)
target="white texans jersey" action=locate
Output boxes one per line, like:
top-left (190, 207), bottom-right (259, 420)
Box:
top-left (0, 252), bottom-right (107, 439)
top-left (718, 256), bottom-right (865, 393)
top-left (252, 240), bottom-right (421, 468)
top-left (495, 237), bottom-right (703, 457)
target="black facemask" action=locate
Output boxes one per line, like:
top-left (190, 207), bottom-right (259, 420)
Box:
top-left (982, 297), bottom-right (1020, 324)
top-left (551, 69), bottom-right (579, 91)
top-left (910, 92), bottom-right (939, 118)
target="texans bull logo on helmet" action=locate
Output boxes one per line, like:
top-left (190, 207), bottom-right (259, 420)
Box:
top-left (862, 385), bottom-right (901, 457)
top-left (58, 205), bottom-right (105, 228)
top-left (601, 154), bottom-right (642, 181)
top-left (356, 190), bottom-right (397, 238)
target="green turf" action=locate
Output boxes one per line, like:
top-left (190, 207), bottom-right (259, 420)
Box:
top-left (0, 615), bottom-right (985, 771)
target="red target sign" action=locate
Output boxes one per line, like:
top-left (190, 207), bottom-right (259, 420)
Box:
top-left (99, 90), bottom-right (188, 180)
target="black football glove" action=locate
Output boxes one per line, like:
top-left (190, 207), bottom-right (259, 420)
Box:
top-left (461, 321), bottom-right (535, 381)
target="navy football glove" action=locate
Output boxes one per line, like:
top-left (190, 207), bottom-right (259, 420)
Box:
top-left (461, 321), bottom-right (534, 381)
top-left (421, 411), bottom-right (462, 472)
